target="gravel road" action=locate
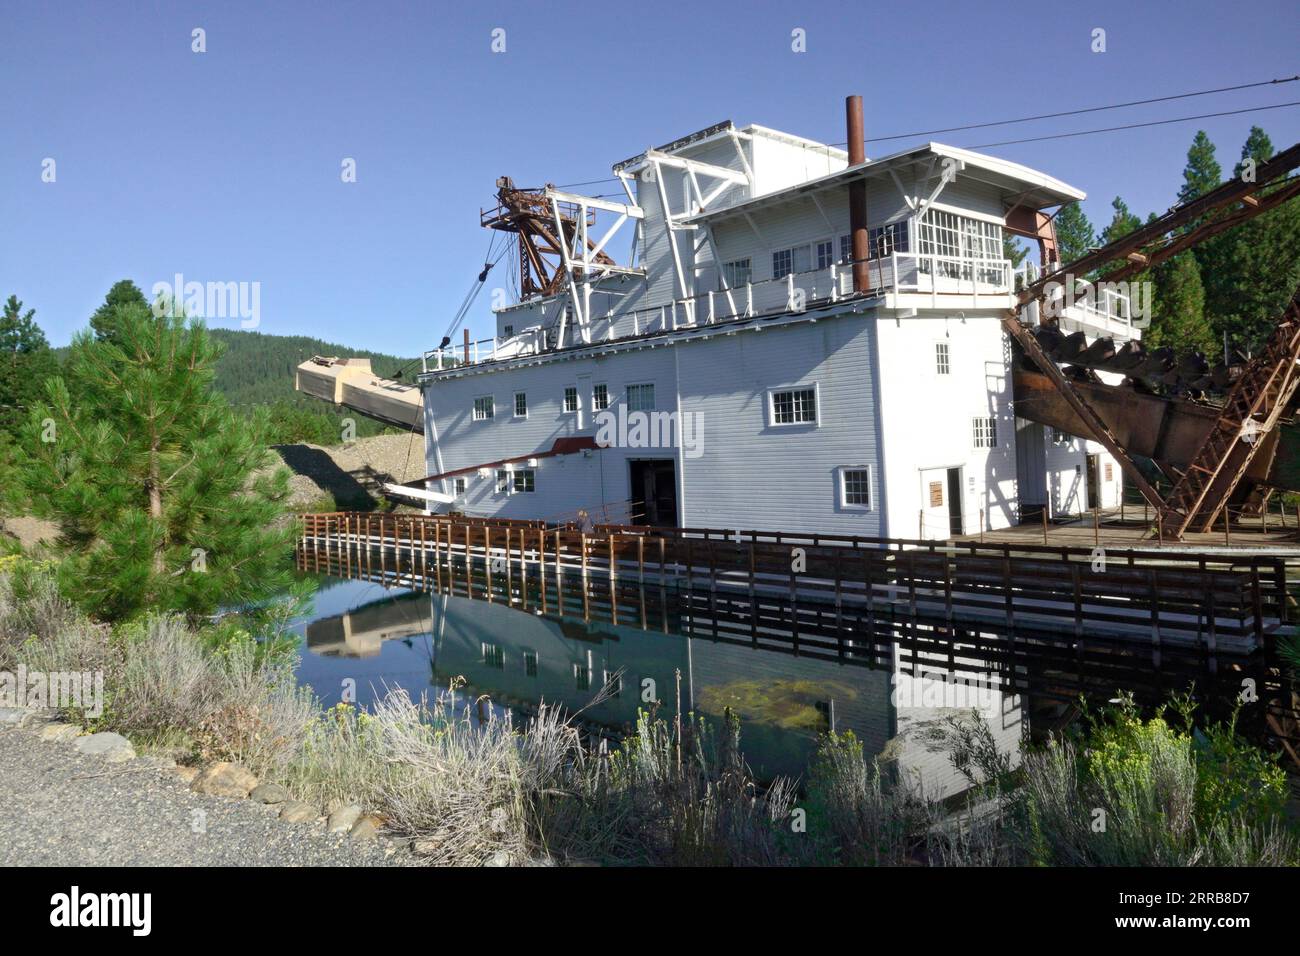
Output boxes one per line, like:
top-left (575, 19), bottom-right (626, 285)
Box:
top-left (0, 716), bottom-right (405, 867)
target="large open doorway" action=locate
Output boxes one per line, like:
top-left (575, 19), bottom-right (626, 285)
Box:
top-left (629, 459), bottom-right (678, 527)
top-left (1085, 454), bottom-right (1100, 510)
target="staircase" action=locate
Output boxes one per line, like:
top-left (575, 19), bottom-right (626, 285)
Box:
top-left (1160, 291), bottom-right (1300, 537)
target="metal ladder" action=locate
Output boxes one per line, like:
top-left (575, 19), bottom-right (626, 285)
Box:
top-left (1159, 291), bottom-right (1300, 537)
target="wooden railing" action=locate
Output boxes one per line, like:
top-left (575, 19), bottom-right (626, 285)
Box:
top-left (299, 512), bottom-right (1293, 649)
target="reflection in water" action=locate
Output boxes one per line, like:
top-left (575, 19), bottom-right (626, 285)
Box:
top-left (293, 572), bottom-right (1023, 797)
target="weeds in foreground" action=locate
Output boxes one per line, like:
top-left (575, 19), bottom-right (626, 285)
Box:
top-left (3, 567), bottom-right (1297, 866)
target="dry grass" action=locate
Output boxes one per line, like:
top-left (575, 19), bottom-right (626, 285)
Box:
top-left (6, 566), bottom-right (1296, 867)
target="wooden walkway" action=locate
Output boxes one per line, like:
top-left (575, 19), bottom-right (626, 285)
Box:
top-left (294, 513), bottom-right (1300, 752)
top-left (298, 512), bottom-right (1295, 655)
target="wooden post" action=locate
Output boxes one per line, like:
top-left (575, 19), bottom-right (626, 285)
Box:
top-left (1093, 507), bottom-right (1100, 547)
top-left (1225, 510), bottom-right (1232, 546)
top-left (1041, 506), bottom-right (1048, 545)
top-left (979, 508), bottom-right (984, 544)
top-left (1149, 568), bottom-right (1162, 669)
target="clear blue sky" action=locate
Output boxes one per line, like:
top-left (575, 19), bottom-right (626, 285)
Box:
top-left (3, 0), bottom-right (1298, 356)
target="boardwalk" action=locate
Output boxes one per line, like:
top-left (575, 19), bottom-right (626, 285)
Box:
top-left (296, 512), bottom-right (1300, 753)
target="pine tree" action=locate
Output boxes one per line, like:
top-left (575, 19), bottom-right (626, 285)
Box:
top-left (1149, 252), bottom-right (1216, 355)
top-left (15, 293), bottom-right (297, 621)
top-left (0, 295), bottom-right (58, 433)
top-left (1178, 130), bottom-right (1222, 206)
top-left (90, 279), bottom-right (150, 346)
top-left (1195, 126), bottom-right (1300, 352)
top-left (1053, 202), bottom-right (1097, 266)
top-left (1003, 234), bottom-right (1028, 269)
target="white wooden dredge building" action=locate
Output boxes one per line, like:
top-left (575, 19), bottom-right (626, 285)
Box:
top-left (400, 98), bottom-right (1133, 538)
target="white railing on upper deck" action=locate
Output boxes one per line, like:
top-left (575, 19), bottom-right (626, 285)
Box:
top-left (423, 251), bottom-right (1015, 373)
top-left (1015, 262), bottom-right (1137, 339)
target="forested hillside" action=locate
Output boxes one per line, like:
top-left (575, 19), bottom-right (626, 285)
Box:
top-left (206, 329), bottom-right (418, 444)
top-left (207, 329), bottom-right (415, 408)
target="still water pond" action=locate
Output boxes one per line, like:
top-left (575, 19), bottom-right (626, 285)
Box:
top-left (289, 573), bottom-right (1023, 793)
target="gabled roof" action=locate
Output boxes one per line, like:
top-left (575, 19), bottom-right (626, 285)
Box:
top-left (681, 141), bottom-right (1085, 224)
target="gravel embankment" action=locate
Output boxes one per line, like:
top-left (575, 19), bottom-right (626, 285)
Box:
top-left (268, 433), bottom-right (427, 510)
top-left (0, 714), bottom-right (405, 867)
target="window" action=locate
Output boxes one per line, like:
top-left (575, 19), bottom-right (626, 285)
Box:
top-left (495, 468), bottom-right (510, 494)
top-left (602, 671), bottom-right (623, 698)
top-left (1104, 462), bottom-right (1114, 482)
top-left (772, 245), bottom-right (810, 279)
top-left (512, 468), bottom-right (535, 493)
top-left (935, 342), bottom-right (950, 375)
top-left (524, 651), bottom-right (538, 678)
top-left (593, 383), bottom-right (609, 410)
top-left (772, 248), bottom-right (792, 280)
top-left (514, 392), bottom-right (527, 418)
top-left (770, 386), bottom-right (818, 425)
top-left (573, 664), bottom-right (590, 692)
top-left (722, 258), bottom-right (752, 288)
top-left (482, 643), bottom-right (504, 670)
top-left (816, 240), bottom-right (835, 270)
top-left (627, 383), bottom-right (655, 412)
top-left (918, 211), bottom-right (1002, 282)
top-left (840, 223), bottom-right (910, 262)
top-left (473, 395), bottom-right (494, 420)
top-left (870, 221), bottom-right (910, 258)
top-left (840, 468), bottom-right (872, 509)
top-left (563, 386), bottom-right (578, 413)
top-left (1051, 427), bottom-right (1071, 446)
top-left (454, 477), bottom-right (467, 496)
top-left (503, 324), bottom-right (514, 337)
top-left (972, 416), bottom-right (998, 448)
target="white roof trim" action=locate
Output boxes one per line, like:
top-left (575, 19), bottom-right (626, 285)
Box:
top-left (681, 141), bottom-right (1085, 223)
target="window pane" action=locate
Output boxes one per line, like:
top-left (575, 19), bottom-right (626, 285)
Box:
top-left (563, 387), bottom-right (578, 412)
top-left (514, 392), bottom-right (527, 416)
top-left (474, 396), bottom-right (494, 420)
top-left (935, 342), bottom-right (950, 375)
top-left (842, 469), bottom-right (870, 506)
top-left (772, 388), bottom-right (816, 424)
top-left (723, 258), bottom-right (751, 287)
top-left (772, 249), bottom-right (792, 279)
top-left (593, 383), bottom-right (609, 410)
top-left (627, 384), bottom-right (655, 412)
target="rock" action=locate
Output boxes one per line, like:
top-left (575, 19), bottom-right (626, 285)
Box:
top-left (250, 783), bottom-right (290, 805)
top-left (279, 800), bottom-right (319, 824)
top-left (137, 755), bottom-right (176, 770)
top-left (190, 761), bottom-right (258, 798)
top-left (0, 707), bottom-right (29, 726)
top-left (171, 765), bottom-right (200, 784)
top-left (484, 850), bottom-right (513, 867)
top-left (349, 814), bottom-right (383, 841)
top-left (411, 836), bottom-right (444, 857)
top-left (326, 804), bottom-right (363, 834)
top-left (38, 722), bottom-right (81, 743)
top-left (73, 732), bottom-right (135, 763)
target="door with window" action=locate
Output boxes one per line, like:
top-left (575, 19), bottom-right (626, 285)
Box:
top-left (919, 467), bottom-right (959, 539)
